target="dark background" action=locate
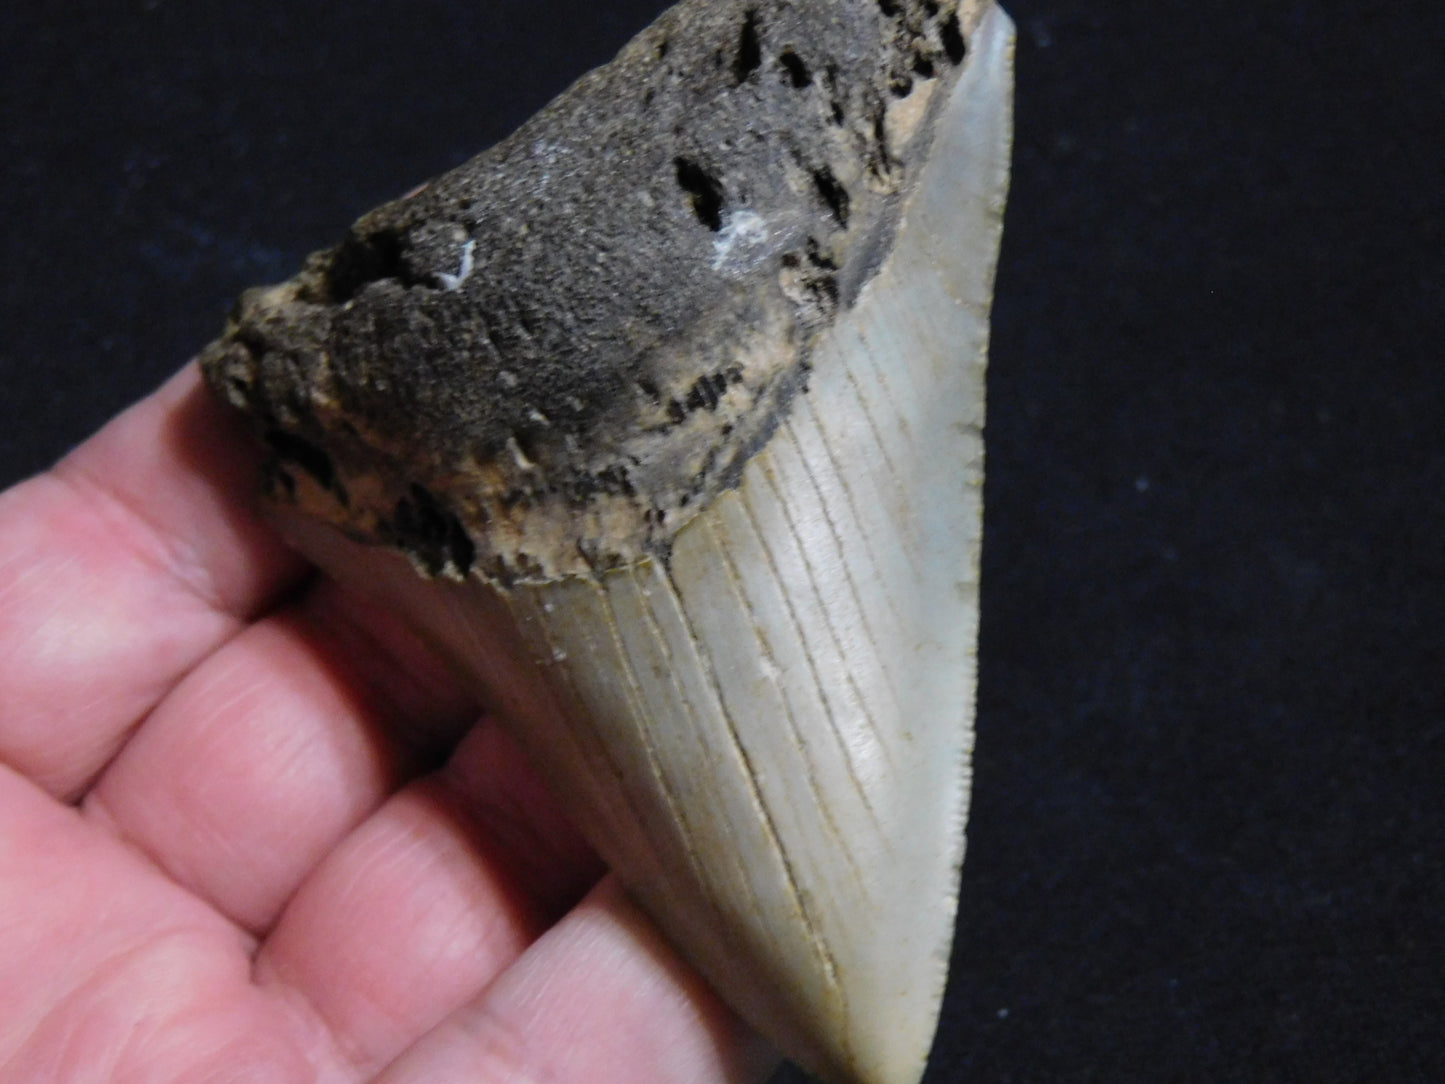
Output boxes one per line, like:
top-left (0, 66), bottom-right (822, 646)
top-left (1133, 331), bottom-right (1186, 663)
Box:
top-left (3, 1), bottom-right (1442, 1080)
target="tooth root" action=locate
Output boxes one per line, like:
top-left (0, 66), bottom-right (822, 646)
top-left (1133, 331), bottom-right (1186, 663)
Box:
top-left (201, 1), bottom-right (1013, 1081)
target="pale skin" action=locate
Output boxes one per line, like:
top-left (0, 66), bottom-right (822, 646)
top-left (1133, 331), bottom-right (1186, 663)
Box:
top-left (0, 364), bottom-right (780, 1082)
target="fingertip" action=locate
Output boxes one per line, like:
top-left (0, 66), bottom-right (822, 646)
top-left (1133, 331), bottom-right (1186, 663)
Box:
top-left (56, 362), bottom-right (309, 620)
top-left (375, 875), bottom-right (781, 1084)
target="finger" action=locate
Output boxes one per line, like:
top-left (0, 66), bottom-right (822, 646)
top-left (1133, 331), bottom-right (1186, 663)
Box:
top-left (0, 764), bottom-right (337, 1080)
top-left (83, 576), bottom-right (479, 933)
top-left (0, 764), bottom-right (254, 1061)
top-left (254, 721), bottom-right (604, 1076)
top-left (0, 365), bottom-right (308, 799)
top-left (375, 877), bottom-right (779, 1084)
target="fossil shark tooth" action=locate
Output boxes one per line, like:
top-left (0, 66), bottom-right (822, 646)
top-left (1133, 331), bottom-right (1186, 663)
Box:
top-left (199, 2), bottom-right (1012, 1082)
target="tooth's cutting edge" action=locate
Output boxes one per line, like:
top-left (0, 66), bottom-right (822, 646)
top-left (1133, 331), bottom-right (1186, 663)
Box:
top-left (200, 3), bottom-right (1013, 1082)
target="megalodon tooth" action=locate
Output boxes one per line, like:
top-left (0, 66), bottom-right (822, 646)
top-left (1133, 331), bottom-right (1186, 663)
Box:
top-left (199, 1), bottom-right (1014, 1081)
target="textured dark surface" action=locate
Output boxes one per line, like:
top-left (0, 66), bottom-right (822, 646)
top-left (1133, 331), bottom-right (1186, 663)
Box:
top-left (198, 0), bottom-right (979, 584)
top-left (4, 1), bottom-right (1444, 1082)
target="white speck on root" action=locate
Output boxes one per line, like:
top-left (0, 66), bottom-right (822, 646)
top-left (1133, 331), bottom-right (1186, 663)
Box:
top-left (712, 210), bottom-right (771, 273)
top-left (436, 239), bottom-right (476, 291)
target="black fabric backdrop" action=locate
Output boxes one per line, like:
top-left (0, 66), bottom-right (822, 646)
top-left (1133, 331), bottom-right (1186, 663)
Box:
top-left (3, 1), bottom-right (1443, 1080)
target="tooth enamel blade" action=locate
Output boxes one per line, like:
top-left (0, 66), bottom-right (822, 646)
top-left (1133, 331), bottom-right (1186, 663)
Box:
top-left (200, 3), bottom-right (1013, 1082)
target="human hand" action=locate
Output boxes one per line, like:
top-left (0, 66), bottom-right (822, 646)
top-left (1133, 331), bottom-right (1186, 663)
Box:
top-left (0, 364), bottom-right (779, 1082)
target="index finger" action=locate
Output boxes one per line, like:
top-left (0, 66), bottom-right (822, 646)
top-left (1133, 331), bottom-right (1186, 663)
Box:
top-left (0, 364), bottom-right (308, 799)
